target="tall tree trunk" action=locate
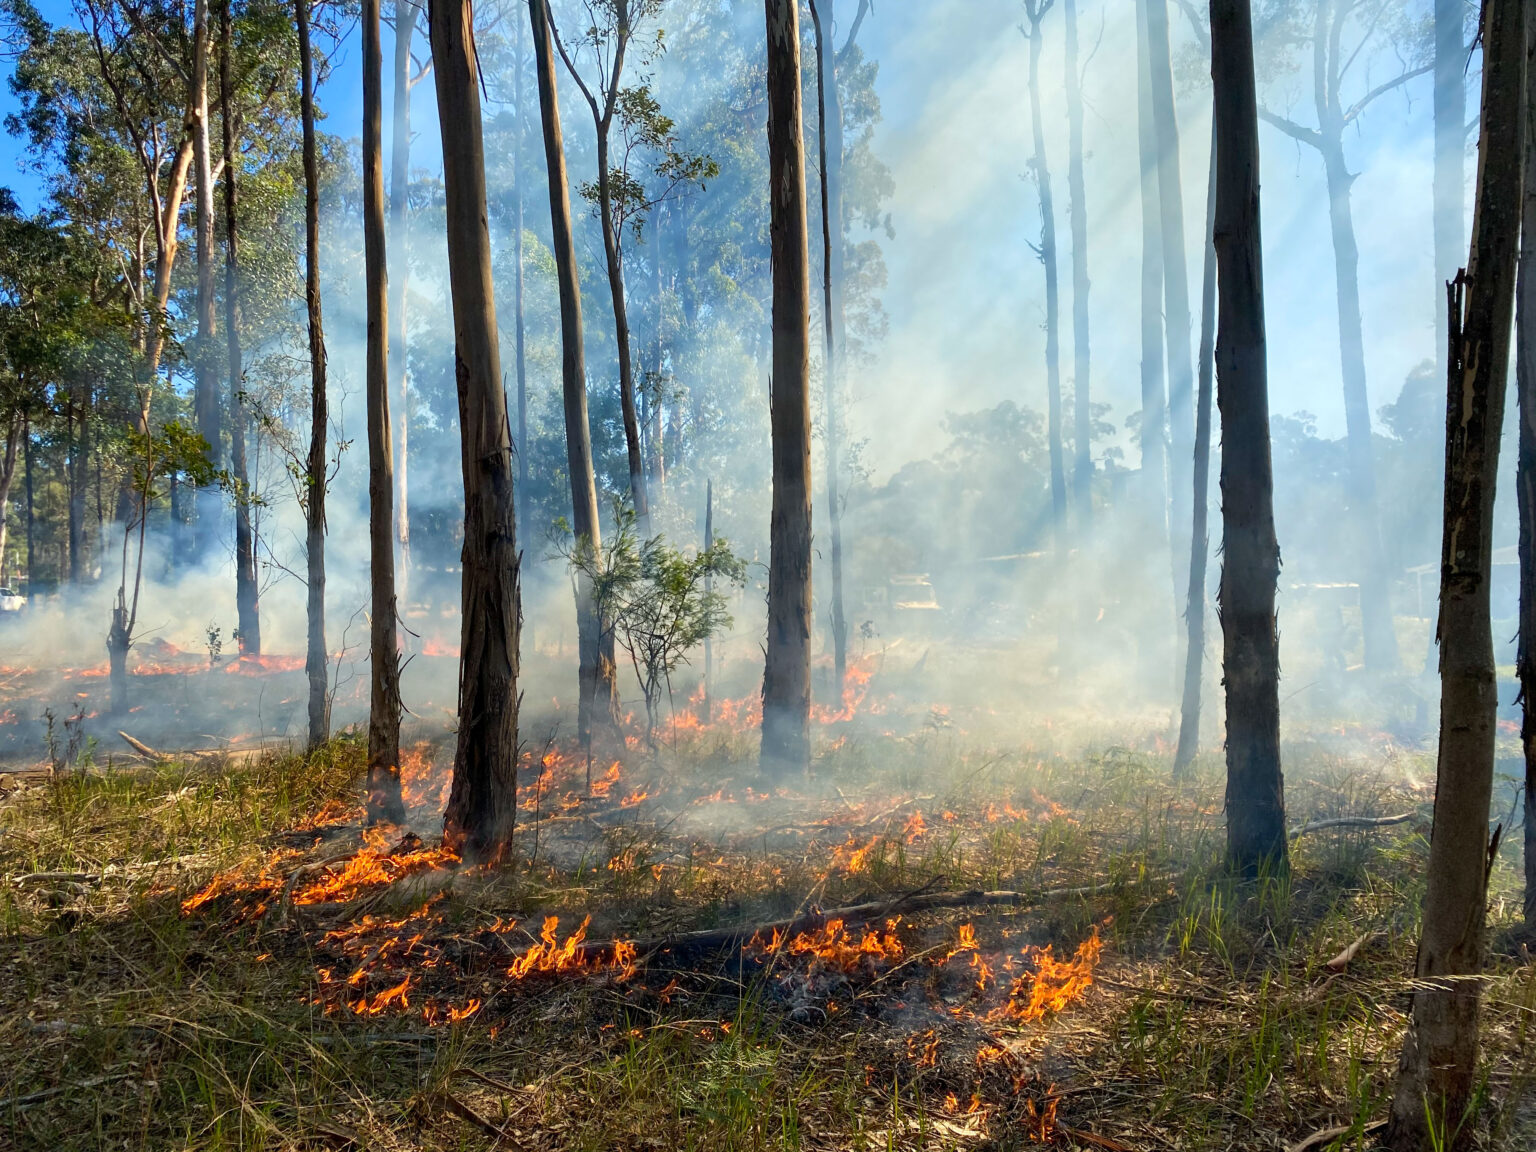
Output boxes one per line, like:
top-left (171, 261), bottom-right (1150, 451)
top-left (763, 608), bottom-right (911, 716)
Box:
top-left (364, 0), bottom-right (405, 826)
top-left (297, 0), bottom-right (329, 751)
top-left (514, 5), bottom-right (529, 559)
top-left (390, 0), bottom-right (415, 599)
top-left (69, 391), bottom-right (89, 583)
top-left (1388, 4), bottom-right (1526, 1145)
top-left (760, 0), bottom-right (813, 777)
top-left (221, 0), bottom-right (260, 657)
top-left (809, 0), bottom-right (847, 693)
top-left (1064, 0), bottom-right (1091, 531)
top-left (1519, 4), bottom-right (1536, 933)
top-left (431, 0), bottom-right (521, 863)
top-left (1024, 2), bottom-right (1065, 553)
top-left (1176, 117), bottom-right (1218, 778)
top-left (191, 0), bottom-right (219, 556)
top-left (595, 129), bottom-right (650, 528)
top-left (1136, 0), bottom-right (1169, 560)
top-left (702, 477), bottom-right (713, 724)
top-left (1211, 0), bottom-right (1286, 877)
top-left (0, 414), bottom-right (18, 579)
top-left (1146, 0), bottom-right (1194, 604)
top-left (1434, 0), bottom-right (1466, 373)
top-left (23, 412), bottom-right (33, 588)
top-left (530, 0), bottom-right (618, 753)
top-left (1309, 0), bottom-right (1398, 674)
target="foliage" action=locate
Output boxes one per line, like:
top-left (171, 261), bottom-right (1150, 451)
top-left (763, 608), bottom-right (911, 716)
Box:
top-left (562, 501), bottom-right (746, 745)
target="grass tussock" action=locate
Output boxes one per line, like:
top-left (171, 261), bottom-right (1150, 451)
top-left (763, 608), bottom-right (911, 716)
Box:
top-left (1, 723), bottom-right (1533, 1151)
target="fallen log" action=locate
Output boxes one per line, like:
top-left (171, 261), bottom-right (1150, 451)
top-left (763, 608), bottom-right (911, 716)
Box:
top-left (1287, 813), bottom-right (1414, 839)
top-left (505, 872), bottom-right (1176, 971)
top-left (1325, 930), bottom-right (1387, 972)
top-left (117, 731), bottom-right (166, 760)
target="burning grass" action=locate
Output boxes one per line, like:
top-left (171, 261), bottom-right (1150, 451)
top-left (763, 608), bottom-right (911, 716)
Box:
top-left (2, 713), bottom-right (1535, 1151)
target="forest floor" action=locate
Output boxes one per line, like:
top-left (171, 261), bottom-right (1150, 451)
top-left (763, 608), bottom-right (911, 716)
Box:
top-left (2, 667), bottom-right (1536, 1151)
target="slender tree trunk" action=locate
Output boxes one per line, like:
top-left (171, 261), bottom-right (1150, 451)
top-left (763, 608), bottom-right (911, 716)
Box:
top-left (1146, 0), bottom-right (1194, 604)
top-left (69, 392), bottom-right (89, 583)
top-left (1434, 0), bottom-right (1466, 374)
top-left (1306, 0), bottom-right (1398, 674)
top-left (703, 477), bottom-right (713, 724)
top-left (24, 412), bottom-right (34, 588)
top-left (297, 0), bottom-right (329, 751)
top-left (1211, 0), bottom-right (1286, 877)
top-left (364, 0), bottom-right (405, 825)
top-left (809, 0), bottom-right (847, 693)
top-left (431, 0), bottom-right (521, 863)
top-left (1064, 0), bottom-right (1091, 531)
top-left (0, 414), bottom-right (18, 579)
top-left (514, 6), bottom-right (529, 559)
top-left (1175, 117), bottom-right (1218, 778)
top-left (595, 129), bottom-right (650, 529)
top-left (1024, 3), bottom-right (1065, 554)
top-left (530, 0), bottom-right (618, 753)
top-left (144, 138), bottom-right (194, 389)
top-left (221, 0), bottom-right (260, 657)
top-left (191, 0), bottom-right (219, 556)
top-left (760, 0), bottom-right (814, 777)
top-left (390, 0), bottom-right (416, 600)
top-left (1389, 5), bottom-right (1526, 1145)
top-left (1520, 9), bottom-right (1536, 932)
top-left (1136, 0), bottom-right (1168, 556)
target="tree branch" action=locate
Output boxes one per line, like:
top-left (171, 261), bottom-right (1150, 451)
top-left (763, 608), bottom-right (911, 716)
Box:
top-left (1258, 106), bottom-right (1323, 150)
top-left (1342, 61), bottom-right (1434, 126)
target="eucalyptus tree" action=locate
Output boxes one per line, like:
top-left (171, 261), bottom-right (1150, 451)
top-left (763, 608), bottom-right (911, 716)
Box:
top-left (546, 0), bottom-right (714, 531)
top-left (1390, 1), bottom-right (1525, 1143)
top-left (1257, 0), bottom-right (1432, 674)
top-left (431, 0), bottom-right (521, 860)
top-left (363, 0), bottom-right (405, 823)
top-left (296, 0), bottom-right (329, 750)
top-left (1211, 0), bottom-right (1286, 875)
top-left (760, 0), bottom-right (813, 777)
top-left (1021, 0), bottom-right (1065, 554)
top-left (529, 0), bottom-right (620, 756)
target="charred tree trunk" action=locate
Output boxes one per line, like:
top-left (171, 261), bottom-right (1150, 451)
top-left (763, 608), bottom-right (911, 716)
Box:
top-left (1136, 0), bottom-right (1169, 561)
top-left (1520, 7), bottom-right (1536, 933)
top-left (1146, 0), bottom-right (1194, 603)
top-left (809, 0), bottom-right (847, 693)
top-left (1024, 1), bottom-right (1066, 553)
top-left (1175, 117), bottom-right (1218, 779)
top-left (364, 0), bottom-right (405, 826)
top-left (191, 0), bottom-right (219, 556)
top-left (1064, 0), bottom-right (1091, 531)
top-left (760, 0), bottom-right (814, 777)
top-left (1211, 0), bottom-right (1286, 876)
top-left (297, 0), bottom-right (329, 751)
top-left (221, 0), bottom-right (260, 657)
top-left (389, 0), bottom-right (416, 598)
top-left (431, 0), bottom-right (521, 862)
top-left (1434, 0), bottom-right (1467, 376)
top-left (530, 0), bottom-right (618, 753)
top-left (1389, 6), bottom-right (1526, 1144)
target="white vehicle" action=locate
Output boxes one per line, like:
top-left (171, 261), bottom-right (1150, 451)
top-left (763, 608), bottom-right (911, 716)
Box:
top-left (0, 587), bottom-right (26, 614)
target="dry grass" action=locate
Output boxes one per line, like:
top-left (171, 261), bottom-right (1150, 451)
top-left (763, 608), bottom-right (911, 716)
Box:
top-left (1, 715), bottom-right (1533, 1151)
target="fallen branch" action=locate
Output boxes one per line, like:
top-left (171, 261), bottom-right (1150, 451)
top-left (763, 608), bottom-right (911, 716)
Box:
top-left (1325, 930), bottom-right (1386, 972)
top-left (1287, 1118), bottom-right (1385, 1152)
top-left (510, 872), bottom-right (1176, 971)
top-left (117, 731), bottom-right (166, 760)
top-left (1288, 813), bottom-right (1414, 839)
top-left (1058, 1125), bottom-right (1134, 1151)
top-left (438, 1091), bottom-right (524, 1148)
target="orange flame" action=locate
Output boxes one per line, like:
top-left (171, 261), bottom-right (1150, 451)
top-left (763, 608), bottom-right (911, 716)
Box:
top-left (992, 928), bottom-right (1102, 1023)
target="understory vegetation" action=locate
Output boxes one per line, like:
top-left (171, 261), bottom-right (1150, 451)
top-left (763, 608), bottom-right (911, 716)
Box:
top-left (3, 725), bottom-right (1533, 1151)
